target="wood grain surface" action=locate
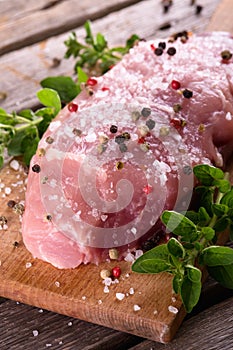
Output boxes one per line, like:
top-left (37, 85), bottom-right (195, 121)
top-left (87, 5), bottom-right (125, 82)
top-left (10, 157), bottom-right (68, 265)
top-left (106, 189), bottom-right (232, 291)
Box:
top-left (0, 162), bottom-right (187, 343)
top-left (0, 0), bottom-right (220, 112)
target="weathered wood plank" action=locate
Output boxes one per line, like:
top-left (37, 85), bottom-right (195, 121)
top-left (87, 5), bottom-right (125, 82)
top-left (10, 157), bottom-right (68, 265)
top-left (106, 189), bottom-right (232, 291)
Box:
top-left (129, 296), bottom-right (233, 350)
top-left (0, 299), bottom-right (142, 350)
top-left (0, 0), bottom-right (142, 56)
top-left (207, 0), bottom-right (233, 32)
top-left (0, 0), bottom-right (221, 112)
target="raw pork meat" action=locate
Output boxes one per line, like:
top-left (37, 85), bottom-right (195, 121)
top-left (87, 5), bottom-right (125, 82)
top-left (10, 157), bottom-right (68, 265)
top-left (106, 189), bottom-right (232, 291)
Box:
top-left (22, 32), bottom-right (233, 269)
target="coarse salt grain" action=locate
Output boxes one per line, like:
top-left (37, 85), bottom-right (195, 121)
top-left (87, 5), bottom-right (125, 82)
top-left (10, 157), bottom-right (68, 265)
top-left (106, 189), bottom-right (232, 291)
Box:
top-left (38, 309), bottom-right (43, 313)
top-left (226, 112), bottom-right (232, 120)
top-left (168, 305), bottom-right (179, 314)
top-left (124, 252), bottom-right (135, 263)
top-left (116, 292), bottom-right (125, 301)
top-left (82, 296), bottom-right (86, 301)
top-left (103, 277), bottom-right (113, 286)
top-left (103, 285), bottom-right (109, 293)
top-left (32, 330), bottom-right (39, 337)
top-left (129, 287), bottom-right (135, 295)
top-left (26, 262), bottom-right (32, 268)
top-left (55, 281), bottom-right (60, 287)
top-left (133, 304), bottom-right (141, 311)
top-left (135, 250), bottom-right (143, 259)
top-left (4, 187), bottom-right (11, 195)
top-left (68, 321), bottom-right (73, 326)
top-left (10, 159), bottom-right (20, 171)
top-left (46, 344), bottom-right (52, 347)
top-left (98, 300), bottom-right (103, 305)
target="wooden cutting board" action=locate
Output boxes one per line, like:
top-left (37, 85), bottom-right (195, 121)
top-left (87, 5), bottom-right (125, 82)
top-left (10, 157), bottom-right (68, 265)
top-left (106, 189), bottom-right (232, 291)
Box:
top-left (0, 0), bottom-right (233, 343)
top-left (0, 162), bottom-right (186, 343)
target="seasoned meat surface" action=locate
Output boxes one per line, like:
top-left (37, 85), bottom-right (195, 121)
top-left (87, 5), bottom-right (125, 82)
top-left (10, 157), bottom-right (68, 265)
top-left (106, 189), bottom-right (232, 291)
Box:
top-left (22, 32), bottom-right (233, 268)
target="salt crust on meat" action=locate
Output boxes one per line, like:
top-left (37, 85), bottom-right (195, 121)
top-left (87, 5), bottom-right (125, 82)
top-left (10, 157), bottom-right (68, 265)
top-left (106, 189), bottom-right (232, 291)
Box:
top-left (22, 32), bottom-right (233, 268)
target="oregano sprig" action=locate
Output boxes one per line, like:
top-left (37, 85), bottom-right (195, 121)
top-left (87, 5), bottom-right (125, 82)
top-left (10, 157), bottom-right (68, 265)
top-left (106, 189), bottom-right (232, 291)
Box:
top-left (64, 20), bottom-right (141, 74)
top-left (0, 88), bottom-right (61, 167)
top-left (132, 164), bottom-right (233, 313)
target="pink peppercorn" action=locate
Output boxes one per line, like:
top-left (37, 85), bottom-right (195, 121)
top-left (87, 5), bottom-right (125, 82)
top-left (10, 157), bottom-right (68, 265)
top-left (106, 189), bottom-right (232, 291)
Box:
top-left (68, 102), bottom-right (78, 112)
top-left (112, 266), bottom-right (121, 278)
top-left (171, 80), bottom-right (181, 90)
top-left (86, 77), bottom-right (98, 86)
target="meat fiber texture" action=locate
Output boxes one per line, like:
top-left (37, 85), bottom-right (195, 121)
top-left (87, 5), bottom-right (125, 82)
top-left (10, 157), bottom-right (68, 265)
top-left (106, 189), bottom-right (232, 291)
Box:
top-left (22, 32), bottom-right (233, 269)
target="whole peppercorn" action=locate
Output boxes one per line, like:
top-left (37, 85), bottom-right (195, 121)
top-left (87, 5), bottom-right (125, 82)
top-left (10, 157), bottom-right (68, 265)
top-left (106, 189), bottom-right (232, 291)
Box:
top-left (7, 200), bottom-right (16, 208)
top-left (158, 42), bottom-right (166, 50)
top-left (171, 80), bottom-right (181, 90)
top-left (68, 102), bottom-right (78, 112)
top-left (100, 269), bottom-right (111, 279)
top-left (167, 47), bottom-right (176, 56)
top-left (109, 248), bottom-right (119, 260)
top-left (221, 50), bottom-right (232, 60)
top-left (32, 164), bottom-right (41, 173)
top-left (154, 48), bottom-right (163, 56)
top-left (110, 125), bottom-right (118, 133)
top-left (86, 77), bottom-right (98, 86)
top-left (183, 89), bottom-right (193, 98)
top-left (112, 266), bottom-right (121, 278)
top-left (141, 107), bottom-right (151, 118)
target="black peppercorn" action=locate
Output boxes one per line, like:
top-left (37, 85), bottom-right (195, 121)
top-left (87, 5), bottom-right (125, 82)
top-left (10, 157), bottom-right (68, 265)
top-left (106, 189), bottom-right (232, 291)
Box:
top-left (183, 89), bottom-right (193, 99)
top-left (141, 107), bottom-right (151, 118)
top-left (32, 164), bottom-right (41, 173)
top-left (110, 125), bottom-right (118, 133)
top-left (167, 47), bottom-right (176, 56)
top-left (158, 42), bottom-right (166, 50)
top-left (154, 48), bottom-right (163, 56)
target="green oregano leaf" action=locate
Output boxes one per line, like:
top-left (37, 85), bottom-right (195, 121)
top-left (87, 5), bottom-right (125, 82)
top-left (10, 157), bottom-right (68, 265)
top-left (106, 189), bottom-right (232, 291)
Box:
top-left (213, 216), bottom-right (229, 233)
top-left (172, 274), bottom-right (183, 294)
top-left (208, 264), bottom-right (233, 289)
top-left (199, 246), bottom-right (233, 266)
top-left (198, 206), bottom-right (210, 226)
top-left (220, 188), bottom-right (233, 208)
top-left (37, 88), bottom-right (61, 115)
top-left (213, 179), bottom-right (231, 193)
top-left (193, 164), bottom-right (224, 185)
top-left (201, 227), bottom-right (215, 241)
top-left (167, 237), bottom-right (185, 258)
top-left (186, 265), bottom-right (202, 283)
top-left (180, 276), bottom-right (202, 313)
top-left (161, 211), bottom-right (197, 239)
top-left (132, 244), bottom-right (169, 274)
top-left (136, 259), bottom-right (171, 274)
top-left (212, 203), bottom-right (229, 217)
top-left (40, 76), bottom-right (79, 103)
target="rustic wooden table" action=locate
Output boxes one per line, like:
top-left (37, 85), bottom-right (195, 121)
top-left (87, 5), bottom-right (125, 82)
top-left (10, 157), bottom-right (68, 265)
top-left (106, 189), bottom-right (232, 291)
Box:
top-left (1, 0), bottom-right (233, 349)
